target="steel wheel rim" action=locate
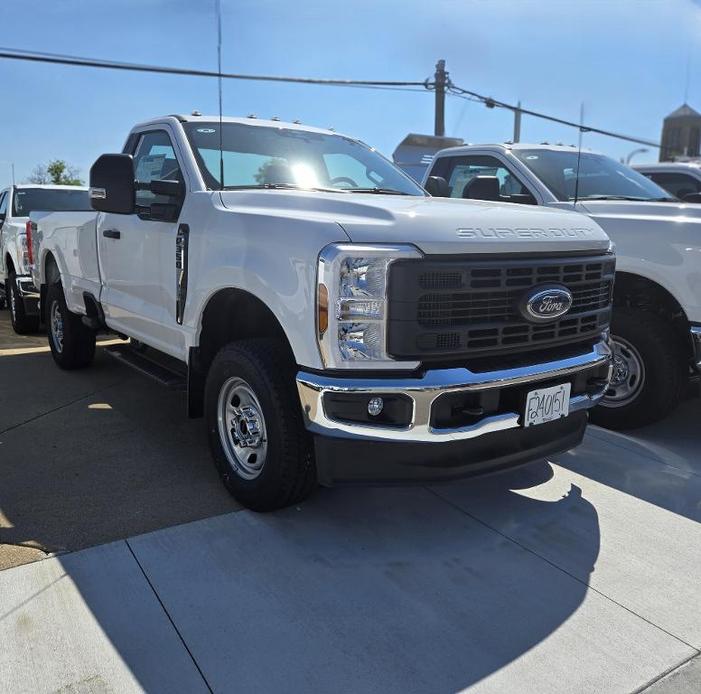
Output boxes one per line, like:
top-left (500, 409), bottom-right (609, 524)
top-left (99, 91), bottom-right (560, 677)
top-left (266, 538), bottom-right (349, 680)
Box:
top-left (601, 335), bottom-right (645, 408)
top-left (217, 377), bottom-right (268, 480)
top-left (50, 300), bottom-right (64, 353)
top-left (9, 281), bottom-right (16, 320)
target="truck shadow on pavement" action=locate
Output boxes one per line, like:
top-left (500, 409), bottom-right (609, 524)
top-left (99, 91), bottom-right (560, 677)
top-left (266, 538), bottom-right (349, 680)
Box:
top-left (42, 463), bottom-right (602, 693)
top-left (557, 396), bottom-right (701, 525)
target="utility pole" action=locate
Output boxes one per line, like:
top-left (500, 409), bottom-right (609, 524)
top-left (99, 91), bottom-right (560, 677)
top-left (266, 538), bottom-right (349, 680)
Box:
top-left (513, 101), bottom-right (522, 143)
top-left (434, 59), bottom-right (447, 137)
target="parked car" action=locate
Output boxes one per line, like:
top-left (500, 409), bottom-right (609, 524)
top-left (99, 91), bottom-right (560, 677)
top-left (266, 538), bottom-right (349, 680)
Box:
top-left (422, 143), bottom-right (700, 429)
top-left (633, 161), bottom-right (701, 201)
top-left (31, 115), bottom-right (613, 510)
top-left (0, 184), bottom-right (90, 333)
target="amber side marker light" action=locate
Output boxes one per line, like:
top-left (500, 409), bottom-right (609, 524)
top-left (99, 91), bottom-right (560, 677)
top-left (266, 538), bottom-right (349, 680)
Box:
top-left (318, 283), bottom-right (329, 336)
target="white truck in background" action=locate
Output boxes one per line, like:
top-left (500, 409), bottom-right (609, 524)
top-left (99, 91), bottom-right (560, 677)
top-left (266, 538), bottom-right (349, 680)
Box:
top-left (422, 144), bottom-right (701, 429)
top-left (0, 184), bottom-right (90, 333)
top-left (633, 161), bottom-right (701, 202)
top-left (30, 115), bottom-right (614, 511)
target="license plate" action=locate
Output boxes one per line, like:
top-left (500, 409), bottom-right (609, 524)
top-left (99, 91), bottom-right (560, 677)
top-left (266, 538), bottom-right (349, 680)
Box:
top-left (524, 383), bottom-right (571, 427)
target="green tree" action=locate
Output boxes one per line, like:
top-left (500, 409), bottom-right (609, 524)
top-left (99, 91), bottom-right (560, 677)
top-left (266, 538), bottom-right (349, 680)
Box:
top-left (28, 159), bottom-right (83, 186)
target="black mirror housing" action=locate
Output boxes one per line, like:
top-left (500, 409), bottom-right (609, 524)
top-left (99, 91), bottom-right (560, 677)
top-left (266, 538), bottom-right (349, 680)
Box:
top-left (149, 179), bottom-right (183, 198)
top-left (424, 175), bottom-right (450, 197)
top-left (90, 154), bottom-right (135, 214)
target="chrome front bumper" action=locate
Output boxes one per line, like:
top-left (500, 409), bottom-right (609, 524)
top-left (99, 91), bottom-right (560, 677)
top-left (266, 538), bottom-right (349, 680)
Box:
top-left (691, 326), bottom-right (701, 369)
top-left (296, 340), bottom-right (612, 443)
top-left (16, 275), bottom-right (40, 299)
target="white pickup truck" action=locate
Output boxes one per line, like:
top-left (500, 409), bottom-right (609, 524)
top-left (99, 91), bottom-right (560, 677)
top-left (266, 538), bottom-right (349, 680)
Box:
top-left (633, 162), bottom-right (701, 202)
top-left (422, 144), bottom-right (701, 429)
top-left (0, 184), bottom-right (90, 332)
top-left (31, 115), bottom-right (613, 510)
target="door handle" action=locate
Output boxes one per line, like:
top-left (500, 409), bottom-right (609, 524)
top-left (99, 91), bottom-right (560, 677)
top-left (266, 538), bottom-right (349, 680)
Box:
top-left (103, 229), bottom-right (121, 239)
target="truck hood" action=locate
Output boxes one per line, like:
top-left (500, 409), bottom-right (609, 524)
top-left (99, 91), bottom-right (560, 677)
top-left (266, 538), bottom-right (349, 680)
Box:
top-left (576, 199), bottom-right (701, 221)
top-left (219, 190), bottom-right (610, 255)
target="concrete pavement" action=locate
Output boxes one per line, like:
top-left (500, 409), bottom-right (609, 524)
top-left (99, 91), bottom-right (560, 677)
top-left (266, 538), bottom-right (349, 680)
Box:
top-left (1, 309), bottom-right (700, 692)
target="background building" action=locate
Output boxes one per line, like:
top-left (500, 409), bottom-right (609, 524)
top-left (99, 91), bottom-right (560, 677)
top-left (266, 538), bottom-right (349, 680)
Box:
top-left (660, 104), bottom-right (701, 161)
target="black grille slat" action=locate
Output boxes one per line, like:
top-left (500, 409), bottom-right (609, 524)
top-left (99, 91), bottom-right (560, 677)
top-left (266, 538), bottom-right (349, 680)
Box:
top-left (388, 253), bottom-right (614, 361)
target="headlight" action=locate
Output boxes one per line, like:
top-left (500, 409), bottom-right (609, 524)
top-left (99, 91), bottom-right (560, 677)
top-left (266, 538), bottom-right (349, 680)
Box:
top-left (317, 243), bottom-right (422, 369)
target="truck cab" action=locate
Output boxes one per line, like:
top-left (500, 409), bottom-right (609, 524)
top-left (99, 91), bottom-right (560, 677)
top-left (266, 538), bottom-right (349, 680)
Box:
top-left (32, 117), bottom-right (614, 511)
top-left (633, 161), bottom-right (701, 201)
top-left (423, 143), bottom-right (701, 428)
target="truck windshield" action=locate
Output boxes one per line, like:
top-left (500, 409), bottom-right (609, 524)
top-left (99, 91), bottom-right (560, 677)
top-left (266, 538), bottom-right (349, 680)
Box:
top-left (183, 122), bottom-right (425, 196)
top-left (12, 188), bottom-right (91, 217)
top-left (512, 149), bottom-right (674, 202)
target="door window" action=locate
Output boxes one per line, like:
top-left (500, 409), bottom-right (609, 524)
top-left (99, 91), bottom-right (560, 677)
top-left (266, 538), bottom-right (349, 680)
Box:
top-left (645, 172), bottom-right (701, 199)
top-left (0, 192), bottom-right (7, 220)
top-left (132, 130), bottom-right (183, 218)
top-left (436, 155), bottom-right (533, 201)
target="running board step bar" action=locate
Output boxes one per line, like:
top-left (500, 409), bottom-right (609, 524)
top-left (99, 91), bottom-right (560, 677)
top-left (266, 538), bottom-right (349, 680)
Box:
top-left (105, 344), bottom-right (186, 390)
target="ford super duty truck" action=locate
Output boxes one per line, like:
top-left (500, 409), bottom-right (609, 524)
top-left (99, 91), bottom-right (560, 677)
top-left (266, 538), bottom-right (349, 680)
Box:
top-left (422, 144), bottom-right (700, 429)
top-left (31, 115), bottom-right (613, 511)
top-left (0, 184), bottom-right (90, 333)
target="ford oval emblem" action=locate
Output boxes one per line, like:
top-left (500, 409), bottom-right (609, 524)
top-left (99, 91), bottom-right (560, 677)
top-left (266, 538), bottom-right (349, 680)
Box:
top-left (521, 285), bottom-right (573, 322)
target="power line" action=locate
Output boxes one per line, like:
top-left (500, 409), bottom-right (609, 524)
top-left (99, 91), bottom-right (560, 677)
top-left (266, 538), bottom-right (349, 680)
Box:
top-left (0, 46), bottom-right (428, 88)
top-left (0, 47), bottom-right (661, 148)
top-left (448, 84), bottom-right (660, 148)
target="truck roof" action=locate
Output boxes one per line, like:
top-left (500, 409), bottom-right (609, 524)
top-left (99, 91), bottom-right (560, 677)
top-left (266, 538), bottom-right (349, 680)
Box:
top-left (133, 114), bottom-right (350, 139)
top-left (11, 184), bottom-right (89, 191)
top-left (633, 161), bottom-right (701, 171)
top-left (435, 142), bottom-right (592, 156)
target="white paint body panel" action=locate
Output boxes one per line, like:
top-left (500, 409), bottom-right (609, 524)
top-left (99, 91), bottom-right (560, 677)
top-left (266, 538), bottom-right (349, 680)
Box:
top-left (32, 120), bottom-right (609, 371)
top-left (424, 144), bottom-right (701, 323)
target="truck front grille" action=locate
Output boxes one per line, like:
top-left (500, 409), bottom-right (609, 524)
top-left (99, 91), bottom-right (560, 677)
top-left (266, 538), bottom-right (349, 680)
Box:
top-left (387, 253), bottom-right (614, 362)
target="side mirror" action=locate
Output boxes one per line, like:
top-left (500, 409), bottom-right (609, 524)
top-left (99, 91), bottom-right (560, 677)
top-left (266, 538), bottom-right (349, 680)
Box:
top-left (90, 154), bottom-right (135, 215)
top-left (149, 179), bottom-right (183, 198)
top-left (508, 192), bottom-right (537, 205)
top-left (424, 175), bottom-right (450, 197)
top-left (0, 213), bottom-right (6, 224)
top-left (682, 192), bottom-right (701, 203)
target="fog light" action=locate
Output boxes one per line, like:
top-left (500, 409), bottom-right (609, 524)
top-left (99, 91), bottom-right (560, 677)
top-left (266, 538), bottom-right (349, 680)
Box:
top-left (367, 397), bottom-right (384, 417)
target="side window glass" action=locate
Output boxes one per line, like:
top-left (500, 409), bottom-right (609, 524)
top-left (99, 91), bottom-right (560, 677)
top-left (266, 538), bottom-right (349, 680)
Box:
top-left (648, 172), bottom-right (701, 199)
top-left (133, 130), bottom-right (183, 215)
top-left (444, 155), bottom-right (532, 201)
top-left (0, 192), bottom-right (7, 218)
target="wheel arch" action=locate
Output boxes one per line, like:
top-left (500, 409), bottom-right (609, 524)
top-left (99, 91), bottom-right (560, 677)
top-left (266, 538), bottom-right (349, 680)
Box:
top-left (614, 270), bottom-right (692, 359)
top-left (188, 287), bottom-right (297, 417)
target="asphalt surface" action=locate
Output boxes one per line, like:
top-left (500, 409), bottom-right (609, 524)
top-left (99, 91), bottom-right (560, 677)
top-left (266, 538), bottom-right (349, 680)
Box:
top-left (1, 309), bottom-right (700, 693)
top-left (0, 311), bottom-right (239, 570)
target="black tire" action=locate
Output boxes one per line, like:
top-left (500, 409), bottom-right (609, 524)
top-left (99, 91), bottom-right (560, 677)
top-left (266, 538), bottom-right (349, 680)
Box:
top-left (205, 338), bottom-right (316, 511)
top-left (46, 280), bottom-right (96, 369)
top-left (7, 271), bottom-right (40, 334)
top-left (590, 308), bottom-right (688, 430)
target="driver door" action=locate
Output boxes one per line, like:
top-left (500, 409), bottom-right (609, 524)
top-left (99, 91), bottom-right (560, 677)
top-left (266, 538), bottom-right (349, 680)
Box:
top-left (97, 129), bottom-right (185, 354)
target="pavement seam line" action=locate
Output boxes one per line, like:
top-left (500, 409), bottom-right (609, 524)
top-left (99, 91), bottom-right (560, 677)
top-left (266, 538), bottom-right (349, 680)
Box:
top-left (0, 378), bottom-right (127, 436)
top-left (632, 651), bottom-right (701, 693)
top-left (586, 429), bottom-right (701, 481)
top-left (426, 485), bottom-right (700, 652)
top-left (124, 539), bottom-right (214, 694)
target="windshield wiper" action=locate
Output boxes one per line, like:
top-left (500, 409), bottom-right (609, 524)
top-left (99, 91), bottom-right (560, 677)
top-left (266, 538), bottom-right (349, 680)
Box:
top-left (345, 187), bottom-right (412, 195)
top-left (576, 195), bottom-right (651, 201)
top-left (222, 183), bottom-right (340, 193)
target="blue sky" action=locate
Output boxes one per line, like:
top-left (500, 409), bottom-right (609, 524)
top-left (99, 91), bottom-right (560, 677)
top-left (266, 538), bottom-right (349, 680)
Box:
top-left (0, 0), bottom-right (700, 188)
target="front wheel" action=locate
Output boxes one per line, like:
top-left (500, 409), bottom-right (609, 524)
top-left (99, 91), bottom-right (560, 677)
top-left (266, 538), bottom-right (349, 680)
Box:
top-left (590, 308), bottom-right (687, 430)
top-left (46, 281), bottom-right (96, 369)
top-left (204, 338), bottom-right (316, 511)
top-left (7, 271), bottom-right (39, 334)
